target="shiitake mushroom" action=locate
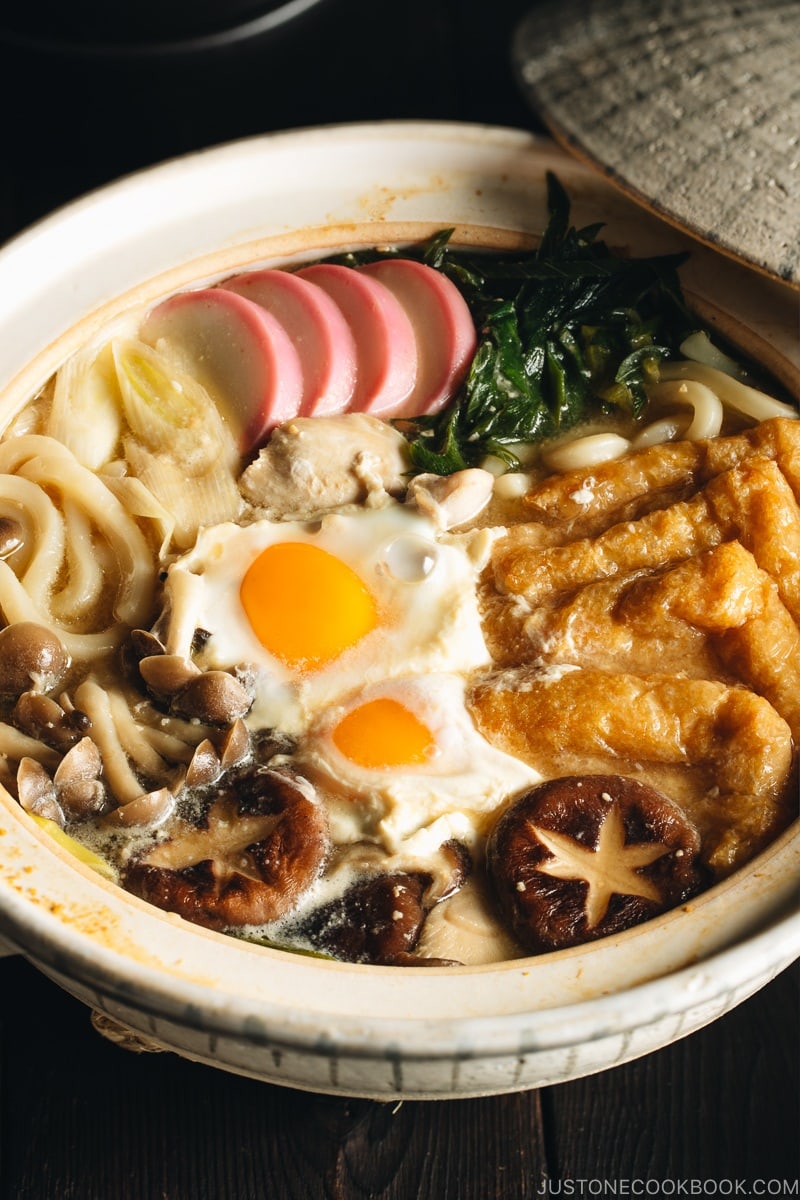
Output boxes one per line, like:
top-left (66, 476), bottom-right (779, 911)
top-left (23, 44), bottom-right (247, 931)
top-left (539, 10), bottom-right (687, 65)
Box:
top-left (293, 871), bottom-right (431, 965)
top-left (123, 766), bottom-right (330, 930)
top-left (486, 774), bottom-right (709, 953)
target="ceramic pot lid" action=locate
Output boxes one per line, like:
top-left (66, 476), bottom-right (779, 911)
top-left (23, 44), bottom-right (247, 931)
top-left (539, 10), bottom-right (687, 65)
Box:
top-left (512, 0), bottom-right (800, 287)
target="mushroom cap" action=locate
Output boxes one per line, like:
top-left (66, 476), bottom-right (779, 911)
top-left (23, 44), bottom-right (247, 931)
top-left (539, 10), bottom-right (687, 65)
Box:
top-left (123, 767), bottom-right (330, 929)
top-left (172, 670), bottom-right (253, 724)
top-left (0, 622), bottom-right (70, 696)
top-left (296, 871), bottom-right (430, 964)
top-left (487, 774), bottom-right (708, 953)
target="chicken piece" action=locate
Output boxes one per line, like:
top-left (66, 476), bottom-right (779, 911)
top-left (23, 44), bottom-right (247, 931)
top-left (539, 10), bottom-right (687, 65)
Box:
top-left (468, 666), bottom-right (795, 876)
top-left (238, 412), bottom-right (411, 518)
top-left (414, 872), bottom-right (524, 965)
top-left (522, 416), bottom-right (800, 539)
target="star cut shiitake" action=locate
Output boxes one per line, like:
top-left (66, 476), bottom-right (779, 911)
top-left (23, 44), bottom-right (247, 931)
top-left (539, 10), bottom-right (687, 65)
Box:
top-left (486, 775), bottom-right (709, 953)
top-left (122, 766), bottom-right (331, 931)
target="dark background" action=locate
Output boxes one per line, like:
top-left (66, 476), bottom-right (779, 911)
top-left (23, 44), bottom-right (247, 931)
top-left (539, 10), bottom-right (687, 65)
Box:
top-left (0, 0), bottom-right (539, 243)
top-left (0, 0), bottom-right (798, 1196)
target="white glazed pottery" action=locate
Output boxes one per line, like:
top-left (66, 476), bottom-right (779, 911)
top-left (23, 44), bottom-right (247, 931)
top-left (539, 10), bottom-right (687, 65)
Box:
top-left (512, 0), bottom-right (800, 286)
top-left (0, 121), bottom-right (797, 1099)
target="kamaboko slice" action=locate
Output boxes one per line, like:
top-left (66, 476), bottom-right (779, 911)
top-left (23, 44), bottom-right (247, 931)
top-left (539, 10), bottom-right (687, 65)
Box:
top-left (222, 269), bottom-right (357, 417)
top-left (296, 263), bottom-right (417, 418)
top-left (139, 288), bottom-right (304, 452)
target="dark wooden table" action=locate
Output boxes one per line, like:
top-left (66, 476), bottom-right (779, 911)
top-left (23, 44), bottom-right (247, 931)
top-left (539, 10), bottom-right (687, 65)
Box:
top-left (0, 1), bottom-right (798, 1195)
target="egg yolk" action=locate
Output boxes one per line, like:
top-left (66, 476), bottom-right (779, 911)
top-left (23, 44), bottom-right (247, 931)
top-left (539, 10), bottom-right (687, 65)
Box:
top-left (240, 541), bottom-right (377, 670)
top-left (332, 697), bottom-right (436, 769)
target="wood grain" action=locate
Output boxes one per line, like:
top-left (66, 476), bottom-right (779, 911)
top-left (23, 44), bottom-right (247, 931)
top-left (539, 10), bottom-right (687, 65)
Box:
top-left (546, 962), bottom-right (800, 1182)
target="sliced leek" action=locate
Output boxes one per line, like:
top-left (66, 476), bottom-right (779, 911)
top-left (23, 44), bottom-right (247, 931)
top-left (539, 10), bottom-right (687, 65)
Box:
top-left (48, 341), bottom-right (123, 470)
top-left (112, 338), bottom-right (232, 472)
top-left (124, 437), bottom-right (243, 551)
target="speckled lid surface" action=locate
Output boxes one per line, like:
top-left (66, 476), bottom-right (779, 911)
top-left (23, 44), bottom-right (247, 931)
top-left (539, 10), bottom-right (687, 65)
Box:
top-left (512, 0), bottom-right (800, 286)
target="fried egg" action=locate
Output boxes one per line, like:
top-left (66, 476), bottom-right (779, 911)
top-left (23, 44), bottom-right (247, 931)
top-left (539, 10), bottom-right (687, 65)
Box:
top-left (296, 674), bottom-right (540, 851)
top-left (163, 502), bottom-right (494, 735)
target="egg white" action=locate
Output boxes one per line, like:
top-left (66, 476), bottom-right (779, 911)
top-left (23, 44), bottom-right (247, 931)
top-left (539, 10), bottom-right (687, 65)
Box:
top-left (162, 502), bottom-right (493, 736)
top-left (296, 674), bottom-right (541, 852)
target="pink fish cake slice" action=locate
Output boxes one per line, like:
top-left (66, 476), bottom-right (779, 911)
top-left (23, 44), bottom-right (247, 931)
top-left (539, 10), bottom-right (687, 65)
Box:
top-left (222, 268), bottom-right (357, 417)
top-left (296, 263), bottom-right (417, 418)
top-left (360, 258), bottom-right (476, 416)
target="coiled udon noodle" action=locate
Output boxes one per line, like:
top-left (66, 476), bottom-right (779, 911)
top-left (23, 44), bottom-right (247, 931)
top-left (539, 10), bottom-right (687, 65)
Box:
top-left (0, 434), bottom-right (156, 659)
top-left (540, 363), bottom-right (797, 476)
top-left (0, 430), bottom-right (220, 808)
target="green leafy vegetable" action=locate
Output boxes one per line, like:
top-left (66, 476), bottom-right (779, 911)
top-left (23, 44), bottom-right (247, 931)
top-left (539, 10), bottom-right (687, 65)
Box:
top-left (339, 172), bottom-right (695, 475)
